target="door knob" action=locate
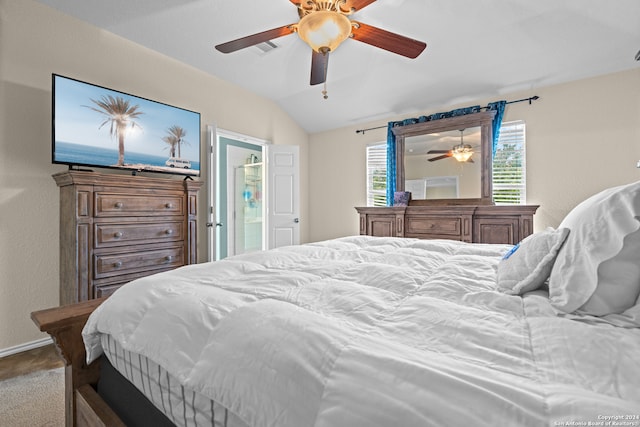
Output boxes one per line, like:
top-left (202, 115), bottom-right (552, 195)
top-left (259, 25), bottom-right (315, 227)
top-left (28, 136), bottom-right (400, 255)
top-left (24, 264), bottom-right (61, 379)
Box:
top-left (294, 218), bottom-right (300, 223)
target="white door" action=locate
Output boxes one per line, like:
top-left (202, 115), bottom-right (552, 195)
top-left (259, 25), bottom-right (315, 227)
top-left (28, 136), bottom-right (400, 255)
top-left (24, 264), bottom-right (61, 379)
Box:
top-left (266, 144), bottom-right (300, 249)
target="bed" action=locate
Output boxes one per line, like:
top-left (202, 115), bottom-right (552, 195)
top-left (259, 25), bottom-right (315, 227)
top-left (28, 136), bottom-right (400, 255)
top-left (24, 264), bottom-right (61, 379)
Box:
top-left (32, 181), bottom-right (640, 426)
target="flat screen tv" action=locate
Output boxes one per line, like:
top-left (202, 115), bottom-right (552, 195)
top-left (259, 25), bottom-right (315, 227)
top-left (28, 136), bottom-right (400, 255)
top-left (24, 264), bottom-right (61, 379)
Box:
top-left (52, 74), bottom-right (201, 177)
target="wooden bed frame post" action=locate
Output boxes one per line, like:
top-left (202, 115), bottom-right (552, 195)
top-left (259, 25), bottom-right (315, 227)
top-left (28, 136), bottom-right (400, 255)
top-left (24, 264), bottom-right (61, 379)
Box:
top-left (31, 297), bottom-right (124, 427)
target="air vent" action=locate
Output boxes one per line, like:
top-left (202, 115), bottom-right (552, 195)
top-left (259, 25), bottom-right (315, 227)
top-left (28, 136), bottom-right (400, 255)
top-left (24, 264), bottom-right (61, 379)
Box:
top-left (254, 41), bottom-right (279, 54)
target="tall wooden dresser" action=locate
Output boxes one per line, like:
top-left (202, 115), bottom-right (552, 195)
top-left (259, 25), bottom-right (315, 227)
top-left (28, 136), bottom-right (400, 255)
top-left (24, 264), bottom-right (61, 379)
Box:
top-left (53, 171), bottom-right (203, 305)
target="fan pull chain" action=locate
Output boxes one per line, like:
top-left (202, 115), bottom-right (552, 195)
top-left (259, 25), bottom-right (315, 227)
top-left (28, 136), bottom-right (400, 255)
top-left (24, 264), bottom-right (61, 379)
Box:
top-left (322, 51), bottom-right (329, 99)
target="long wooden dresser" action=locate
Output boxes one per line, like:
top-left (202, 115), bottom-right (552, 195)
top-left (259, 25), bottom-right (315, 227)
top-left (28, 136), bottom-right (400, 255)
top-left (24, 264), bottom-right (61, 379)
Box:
top-left (355, 204), bottom-right (538, 245)
top-left (54, 170), bottom-right (203, 305)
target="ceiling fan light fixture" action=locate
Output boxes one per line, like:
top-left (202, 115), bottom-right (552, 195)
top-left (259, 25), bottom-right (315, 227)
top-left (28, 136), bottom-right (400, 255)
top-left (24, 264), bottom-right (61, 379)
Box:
top-left (296, 11), bottom-right (352, 53)
top-left (451, 144), bottom-right (474, 162)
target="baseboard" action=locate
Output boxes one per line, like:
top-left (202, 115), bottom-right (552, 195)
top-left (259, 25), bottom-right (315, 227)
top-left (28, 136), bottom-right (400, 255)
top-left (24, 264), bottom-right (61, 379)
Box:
top-left (0, 337), bottom-right (53, 358)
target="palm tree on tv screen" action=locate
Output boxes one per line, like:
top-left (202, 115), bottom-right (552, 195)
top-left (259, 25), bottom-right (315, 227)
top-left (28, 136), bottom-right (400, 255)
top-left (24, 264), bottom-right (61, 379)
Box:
top-left (162, 133), bottom-right (178, 158)
top-left (164, 125), bottom-right (189, 158)
top-left (86, 95), bottom-right (144, 166)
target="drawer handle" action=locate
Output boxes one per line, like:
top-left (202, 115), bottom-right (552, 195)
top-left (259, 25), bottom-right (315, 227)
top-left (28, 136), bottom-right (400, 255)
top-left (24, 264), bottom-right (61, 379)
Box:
top-left (113, 231), bottom-right (123, 238)
top-left (165, 203), bottom-right (174, 209)
top-left (113, 261), bottom-right (123, 268)
top-left (165, 229), bottom-right (173, 235)
top-left (165, 255), bottom-right (173, 263)
top-left (114, 202), bottom-right (123, 208)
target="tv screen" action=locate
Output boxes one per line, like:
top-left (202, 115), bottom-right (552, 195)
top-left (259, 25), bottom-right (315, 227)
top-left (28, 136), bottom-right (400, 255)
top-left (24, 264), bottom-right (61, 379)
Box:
top-left (52, 74), bottom-right (201, 177)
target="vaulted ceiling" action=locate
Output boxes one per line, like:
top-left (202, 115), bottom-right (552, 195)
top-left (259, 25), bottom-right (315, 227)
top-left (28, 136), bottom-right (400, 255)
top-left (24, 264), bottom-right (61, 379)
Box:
top-left (36, 0), bottom-right (640, 133)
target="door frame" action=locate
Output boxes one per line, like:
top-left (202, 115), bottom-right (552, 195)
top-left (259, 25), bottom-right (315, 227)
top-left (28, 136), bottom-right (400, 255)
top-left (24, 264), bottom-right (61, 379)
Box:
top-left (207, 126), bottom-right (269, 261)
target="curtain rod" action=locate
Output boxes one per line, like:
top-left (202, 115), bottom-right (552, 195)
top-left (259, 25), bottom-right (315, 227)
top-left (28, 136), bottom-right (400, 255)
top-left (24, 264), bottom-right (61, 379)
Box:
top-left (355, 95), bottom-right (540, 134)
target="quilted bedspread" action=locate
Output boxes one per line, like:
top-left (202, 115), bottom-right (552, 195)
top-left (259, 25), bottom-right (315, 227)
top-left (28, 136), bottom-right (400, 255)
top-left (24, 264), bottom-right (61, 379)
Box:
top-left (83, 236), bottom-right (640, 427)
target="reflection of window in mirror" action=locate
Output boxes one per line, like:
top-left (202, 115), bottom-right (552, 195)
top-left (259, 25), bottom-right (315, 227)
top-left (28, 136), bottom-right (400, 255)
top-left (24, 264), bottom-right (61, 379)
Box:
top-left (407, 176), bottom-right (459, 199)
top-left (404, 127), bottom-right (482, 200)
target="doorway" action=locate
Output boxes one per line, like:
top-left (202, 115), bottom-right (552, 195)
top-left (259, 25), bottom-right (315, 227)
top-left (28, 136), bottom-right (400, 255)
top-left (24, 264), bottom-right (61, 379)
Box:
top-left (207, 127), bottom-right (300, 261)
top-left (213, 130), bottom-right (265, 260)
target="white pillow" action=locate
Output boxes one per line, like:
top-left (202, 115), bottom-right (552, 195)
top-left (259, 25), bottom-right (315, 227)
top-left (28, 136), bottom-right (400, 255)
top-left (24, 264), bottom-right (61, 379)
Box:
top-left (577, 225), bottom-right (640, 315)
top-left (548, 181), bottom-right (640, 315)
top-left (496, 227), bottom-right (570, 295)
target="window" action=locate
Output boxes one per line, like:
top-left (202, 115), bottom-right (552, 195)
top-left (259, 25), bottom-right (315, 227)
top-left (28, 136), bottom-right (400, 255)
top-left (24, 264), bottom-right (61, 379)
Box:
top-left (492, 120), bottom-right (526, 205)
top-left (366, 143), bottom-right (387, 206)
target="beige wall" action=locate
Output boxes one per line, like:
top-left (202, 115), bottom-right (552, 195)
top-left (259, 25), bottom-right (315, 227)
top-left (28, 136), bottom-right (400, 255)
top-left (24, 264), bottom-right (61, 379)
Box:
top-left (308, 68), bottom-right (640, 242)
top-left (0, 0), bottom-right (309, 350)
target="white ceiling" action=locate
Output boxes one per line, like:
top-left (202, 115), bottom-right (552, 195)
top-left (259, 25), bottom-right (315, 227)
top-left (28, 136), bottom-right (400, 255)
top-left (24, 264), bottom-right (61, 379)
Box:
top-left (36, 0), bottom-right (640, 133)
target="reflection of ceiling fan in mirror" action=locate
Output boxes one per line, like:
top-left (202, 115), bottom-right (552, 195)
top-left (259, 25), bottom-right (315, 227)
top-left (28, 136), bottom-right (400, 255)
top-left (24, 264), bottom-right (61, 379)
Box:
top-left (214, 0), bottom-right (427, 97)
top-left (428, 129), bottom-right (476, 163)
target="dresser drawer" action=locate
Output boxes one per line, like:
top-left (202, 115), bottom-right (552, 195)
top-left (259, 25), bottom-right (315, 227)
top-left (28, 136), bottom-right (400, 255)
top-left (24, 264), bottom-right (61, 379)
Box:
top-left (93, 282), bottom-right (127, 299)
top-left (92, 268), bottom-right (176, 299)
top-left (406, 216), bottom-right (461, 236)
top-left (94, 246), bottom-right (184, 279)
top-left (95, 221), bottom-right (184, 248)
top-left (95, 193), bottom-right (184, 217)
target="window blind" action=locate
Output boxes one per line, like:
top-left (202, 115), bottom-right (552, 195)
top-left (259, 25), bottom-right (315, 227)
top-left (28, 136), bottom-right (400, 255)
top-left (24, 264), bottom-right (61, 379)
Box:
top-left (366, 143), bottom-right (387, 207)
top-left (493, 120), bottom-right (526, 204)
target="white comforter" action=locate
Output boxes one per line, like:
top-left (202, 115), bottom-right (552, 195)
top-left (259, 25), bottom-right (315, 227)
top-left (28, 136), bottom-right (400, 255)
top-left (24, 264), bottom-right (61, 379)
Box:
top-left (83, 236), bottom-right (640, 427)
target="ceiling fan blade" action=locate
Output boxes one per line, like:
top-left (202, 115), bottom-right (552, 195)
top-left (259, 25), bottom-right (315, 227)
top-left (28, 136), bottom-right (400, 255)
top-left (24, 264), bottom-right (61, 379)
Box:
top-left (310, 50), bottom-right (329, 85)
top-left (428, 154), bottom-right (451, 162)
top-left (351, 22), bottom-right (426, 59)
top-left (427, 150), bottom-right (451, 154)
top-left (215, 25), bottom-right (296, 54)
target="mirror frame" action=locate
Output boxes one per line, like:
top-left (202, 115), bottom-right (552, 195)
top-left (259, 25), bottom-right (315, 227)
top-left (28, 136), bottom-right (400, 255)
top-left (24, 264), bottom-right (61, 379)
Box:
top-left (392, 110), bottom-right (496, 205)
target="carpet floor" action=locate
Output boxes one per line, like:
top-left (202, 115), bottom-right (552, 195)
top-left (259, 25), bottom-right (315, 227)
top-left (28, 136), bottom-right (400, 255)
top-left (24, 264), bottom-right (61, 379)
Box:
top-left (0, 367), bottom-right (64, 426)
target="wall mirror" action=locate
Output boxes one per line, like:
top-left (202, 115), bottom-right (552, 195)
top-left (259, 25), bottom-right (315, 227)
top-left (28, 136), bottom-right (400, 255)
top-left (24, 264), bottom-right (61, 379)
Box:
top-left (392, 110), bottom-right (496, 205)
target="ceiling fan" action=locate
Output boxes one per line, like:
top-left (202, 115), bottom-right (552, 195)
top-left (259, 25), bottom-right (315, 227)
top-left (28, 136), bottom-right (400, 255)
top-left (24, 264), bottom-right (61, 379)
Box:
top-left (214, 0), bottom-right (427, 95)
top-left (428, 129), bottom-right (476, 163)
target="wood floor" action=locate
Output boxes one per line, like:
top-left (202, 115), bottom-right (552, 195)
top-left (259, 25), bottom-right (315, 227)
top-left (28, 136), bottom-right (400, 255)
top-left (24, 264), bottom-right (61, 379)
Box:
top-left (0, 344), bottom-right (63, 381)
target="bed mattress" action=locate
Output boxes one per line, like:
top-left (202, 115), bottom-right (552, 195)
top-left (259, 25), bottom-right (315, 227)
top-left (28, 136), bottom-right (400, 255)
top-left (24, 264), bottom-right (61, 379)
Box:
top-left (100, 334), bottom-right (249, 427)
top-left (83, 236), bottom-right (640, 427)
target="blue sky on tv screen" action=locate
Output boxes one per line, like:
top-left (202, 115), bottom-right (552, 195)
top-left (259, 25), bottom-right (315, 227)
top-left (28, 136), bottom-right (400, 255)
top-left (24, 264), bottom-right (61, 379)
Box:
top-left (54, 75), bottom-right (200, 162)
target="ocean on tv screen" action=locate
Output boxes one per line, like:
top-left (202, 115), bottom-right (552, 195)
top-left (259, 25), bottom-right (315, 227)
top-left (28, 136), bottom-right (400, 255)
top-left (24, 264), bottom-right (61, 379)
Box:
top-left (54, 141), bottom-right (200, 175)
